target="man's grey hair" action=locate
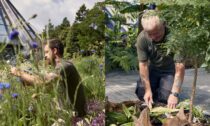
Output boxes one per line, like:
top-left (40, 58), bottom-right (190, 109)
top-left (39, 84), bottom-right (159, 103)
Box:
top-left (141, 10), bottom-right (164, 31)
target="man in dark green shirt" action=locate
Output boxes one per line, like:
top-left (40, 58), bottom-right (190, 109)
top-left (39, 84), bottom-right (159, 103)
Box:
top-left (11, 39), bottom-right (86, 117)
top-left (135, 10), bottom-right (185, 109)
top-left (55, 59), bottom-right (86, 117)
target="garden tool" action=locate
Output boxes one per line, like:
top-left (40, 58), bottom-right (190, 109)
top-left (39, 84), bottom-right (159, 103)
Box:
top-left (142, 101), bottom-right (153, 110)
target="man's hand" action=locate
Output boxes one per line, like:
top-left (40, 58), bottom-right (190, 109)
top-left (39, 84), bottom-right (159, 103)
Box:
top-left (44, 72), bottom-right (59, 82)
top-left (168, 63), bottom-right (184, 109)
top-left (144, 90), bottom-right (153, 109)
top-left (10, 67), bottom-right (21, 77)
top-left (167, 94), bottom-right (178, 109)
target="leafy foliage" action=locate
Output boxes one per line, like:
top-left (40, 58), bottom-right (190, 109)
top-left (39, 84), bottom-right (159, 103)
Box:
top-left (0, 54), bottom-right (105, 125)
top-left (74, 55), bottom-right (105, 100)
top-left (0, 2), bottom-right (105, 125)
top-left (106, 100), bottom-right (209, 125)
top-left (105, 0), bottom-right (210, 72)
top-left (144, 5), bottom-right (210, 121)
top-left (74, 4), bottom-right (89, 24)
top-left (105, 1), bottom-right (139, 72)
top-left (158, 4), bottom-right (210, 64)
top-left (143, 0), bottom-right (210, 122)
top-left (42, 4), bottom-right (105, 58)
top-left (141, 0), bottom-right (210, 6)
top-left (76, 5), bottom-right (105, 56)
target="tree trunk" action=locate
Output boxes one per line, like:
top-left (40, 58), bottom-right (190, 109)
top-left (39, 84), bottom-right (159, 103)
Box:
top-left (188, 58), bottom-right (198, 123)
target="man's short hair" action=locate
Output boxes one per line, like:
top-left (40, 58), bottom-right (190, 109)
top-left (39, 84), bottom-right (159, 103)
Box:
top-left (47, 39), bottom-right (64, 57)
top-left (141, 10), bottom-right (164, 31)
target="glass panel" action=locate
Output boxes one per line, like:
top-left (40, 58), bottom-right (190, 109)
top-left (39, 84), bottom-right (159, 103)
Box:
top-left (0, 35), bottom-right (8, 43)
top-left (0, 25), bottom-right (8, 35)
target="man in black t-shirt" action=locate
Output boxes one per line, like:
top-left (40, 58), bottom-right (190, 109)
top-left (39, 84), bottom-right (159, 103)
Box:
top-left (55, 59), bottom-right (86, 117)
top-left (11, 39), bottom-right (86, 117)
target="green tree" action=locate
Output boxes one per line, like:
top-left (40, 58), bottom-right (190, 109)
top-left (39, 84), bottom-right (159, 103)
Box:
top-left (74, 4), bottom-right (89, 23)
top-left (65, 4), bottom-right (105, 57)
top-left (42, 19), bottom-right (57, 39)
top-left (41, 4), bottom-right (105, 58)
top-left (63, 4), bottom-right (89, 58)
top-left (55, 17), bottom-right (71, 45)
top-left (105, 0), bottom-right (139, 72)
top-left (42, 18), bottom-right (72, 58)
top-left (76, 4), bottom-right (105, 55)
top-left (64, 23), bottom-right (80, 58)
top-left (144, 1), bottom-right (210, 122)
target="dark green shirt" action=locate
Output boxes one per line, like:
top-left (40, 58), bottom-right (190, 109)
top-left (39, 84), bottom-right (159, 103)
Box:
top-left (56, 60), bottom-right (86, 117)
top-left (135, 29), bottom-right (184, 72)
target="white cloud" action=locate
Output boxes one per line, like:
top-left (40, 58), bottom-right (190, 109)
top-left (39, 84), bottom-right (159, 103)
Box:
top-left (10, 0), bottom-right (103, 33)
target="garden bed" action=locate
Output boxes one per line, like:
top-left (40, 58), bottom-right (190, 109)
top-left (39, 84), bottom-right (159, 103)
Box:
top-left (105, 99), bottom-right (210, 126)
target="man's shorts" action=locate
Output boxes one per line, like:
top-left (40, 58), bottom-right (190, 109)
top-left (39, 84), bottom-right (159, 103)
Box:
top-left (135, 66), bottom-right (175, 104)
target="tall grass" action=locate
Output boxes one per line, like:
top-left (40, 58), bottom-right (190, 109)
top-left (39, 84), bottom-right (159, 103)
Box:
top-left (0, 45), bottom-right (105, 125)
top-left (73, 55), bottom-right (105, 101)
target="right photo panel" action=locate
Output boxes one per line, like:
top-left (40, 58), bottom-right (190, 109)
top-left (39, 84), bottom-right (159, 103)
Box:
top-left (105, 0), bottom-right (210, 125)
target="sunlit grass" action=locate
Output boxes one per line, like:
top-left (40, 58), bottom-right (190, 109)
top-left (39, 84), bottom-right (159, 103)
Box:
top-left (0, 53), bottom-right (105, 125)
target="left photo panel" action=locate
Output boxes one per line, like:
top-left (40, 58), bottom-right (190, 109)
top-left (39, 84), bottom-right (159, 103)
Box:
top-left (0, 0), bottom-right (105, 125)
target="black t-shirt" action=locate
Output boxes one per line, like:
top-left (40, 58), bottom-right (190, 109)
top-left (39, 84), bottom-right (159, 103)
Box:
top-left (55, 60), bottom-right (86, 117)
top-left (135, 28), bottom-right (184, 72)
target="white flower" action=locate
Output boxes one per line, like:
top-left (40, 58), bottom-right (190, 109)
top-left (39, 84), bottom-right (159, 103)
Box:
top-left (51, 118), bottom-right (65, 126)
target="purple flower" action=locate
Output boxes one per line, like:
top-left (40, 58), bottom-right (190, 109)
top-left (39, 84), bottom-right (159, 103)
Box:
top-left (86, 100), bottom-right (104, 114)
top-left (91, 49), bottom-right (96, 53)
top-left (91, 112), bottom-right (105, 126)
top-left (92, 119), bottom-right (97, 126)
top-left (72, 117), bottom-right (84, 126)
top-left (0, 83), bottom-right (4, 90)
top-left (3, 83), bottom-right (10, 89)
top-left (106, 22), bottom-right (114, 29)
top-left (9, 29), bottom-right (19, 40)
top-left (12, 93), bottom-right (19, 98)
top-left (0, 82), bottom-right (10, 89)
top-left (148, 3), bottom-right (156, 10)
top-left (30, 41), bottom-right (38, 48)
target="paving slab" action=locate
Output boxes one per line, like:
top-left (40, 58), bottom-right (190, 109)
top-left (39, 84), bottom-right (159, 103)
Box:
top-left (106, 68), bottom-right (210, 114)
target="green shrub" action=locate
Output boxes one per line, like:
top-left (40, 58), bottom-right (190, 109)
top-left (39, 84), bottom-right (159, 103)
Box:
top-left (74, 55), bottom-right (105, 100)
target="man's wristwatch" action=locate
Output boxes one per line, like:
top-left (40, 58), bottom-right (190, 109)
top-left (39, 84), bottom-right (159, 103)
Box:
top-left (170, 92), bottom-right (180, 98)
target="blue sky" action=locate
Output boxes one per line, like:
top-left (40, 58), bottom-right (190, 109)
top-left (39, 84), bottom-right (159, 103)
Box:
top-left (10, 0), bottom-right (103, 33)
